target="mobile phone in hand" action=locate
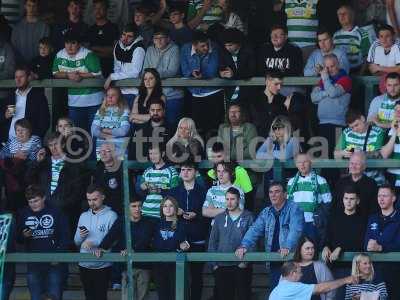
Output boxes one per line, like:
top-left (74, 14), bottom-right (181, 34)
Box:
top-left (79, 226), bottom-right (88, 231)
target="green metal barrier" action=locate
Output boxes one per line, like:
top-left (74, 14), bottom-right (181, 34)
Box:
top-left (0, 75), bottom-right (386, 298)
top-left (5, 158), bottom-right (400, 299)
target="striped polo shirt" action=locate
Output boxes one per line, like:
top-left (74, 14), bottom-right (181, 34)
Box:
top-left (333, 26), bottom-right (371, 69)
top-left (337, 126), bottom-right (385, 152)
top-left (287, 173), bottom-right (332, 223)
top-left (141, 165), bottom-right (179, 218)
top-left (285, 0), bottom-right (319, 48)
top-left (52, 47), bottom-right (103, 107)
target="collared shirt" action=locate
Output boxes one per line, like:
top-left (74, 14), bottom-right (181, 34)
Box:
top-left (9, 87), bottom-right (31, 138)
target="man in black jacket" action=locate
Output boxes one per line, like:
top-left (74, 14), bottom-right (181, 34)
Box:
top-left (0, 66), bottom-right (50, 143)
top-left (167, 160), bottom-right (207, 300)
top-left (256, 24), bottom-right (303, 77)
top-left (332, 151), bottom-right (379, 220)
top-left (219, 28), bottom-right (256, 104)
top-left (26, 132), bottom-right (88, 232)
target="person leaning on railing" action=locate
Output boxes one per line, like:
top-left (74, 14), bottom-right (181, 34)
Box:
top-left (208, 186), bottom-right (254, 300)
top-left (322, 184), bottom-right (367, 300)
top-left (235, 181), bottom-right (304, 290)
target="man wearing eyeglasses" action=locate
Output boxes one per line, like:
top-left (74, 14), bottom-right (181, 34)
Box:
top-left (93, 142), bottom-right (123, 215)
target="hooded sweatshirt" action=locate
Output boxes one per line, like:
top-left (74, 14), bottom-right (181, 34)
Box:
top-left (74, 205), bottom-right (117, 269)
top-left (17, 205), bottom-right (71, 253)
top-left (110, 36), bottom-right (146, 96)
top-left (143, 41), bottom-right (184, 100)
top-left (208, 209), bottom-right (254, 267)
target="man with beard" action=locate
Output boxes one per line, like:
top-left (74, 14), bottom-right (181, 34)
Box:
top-left (104, 23), bottom-right (145, 108)
top-left (74, 184), bottom-right (117, 300)
top-left (208, 187), bottom-right (254, 300)
top-left (368, 72), bottom-right (400, 129)
top-left (217, 103), bottom-right (258, 161)
top-left (130, 99), bottom-right (170, 161)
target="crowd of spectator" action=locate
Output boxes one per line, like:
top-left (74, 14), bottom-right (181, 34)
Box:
top-left (1, 0), bottom-right (400, 300)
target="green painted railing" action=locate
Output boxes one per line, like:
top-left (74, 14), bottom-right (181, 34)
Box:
top-left (0, 76), bottom-right (386, 299)
top-left (5, 158), bottom-right (400, 299)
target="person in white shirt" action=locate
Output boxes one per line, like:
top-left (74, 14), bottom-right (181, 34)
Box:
top-left (269, 261), bottom-right (357, 300)
top-left (368, 24), bottom-right (400, 75)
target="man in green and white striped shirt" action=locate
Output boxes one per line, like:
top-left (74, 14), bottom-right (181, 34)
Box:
top-left (335, 110), bottom-right (385, 159)
top-left (287, 153), bottom-right (331, 244)
top-left (335, 110), bottom-right (386, 185)
top-left (138, 146), bottom-right (179, 218)
top-left (52, 29), bottom-right (103, 133)
top-left (367, 72), bottom-right (400, 129)
top-left (333, 4), bottom-right (371, 72)
top-left (283, 0), bottom-right (319, 48)
top-left (381, 101), bottom-right (400, 189)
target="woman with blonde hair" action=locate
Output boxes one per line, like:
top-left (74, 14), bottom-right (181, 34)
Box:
top-left (256, 115), bottom-right (300, 160)
top-left (153, 196), bottom-right (190, 300)
top-left (256, 115), bottom-right (300, 193)
top-left (91, 86), bottom-right (130, 158)
top-left (345, 253), bottom-right (388, 300)
top-left (166, 117), bottom-right (204, 163)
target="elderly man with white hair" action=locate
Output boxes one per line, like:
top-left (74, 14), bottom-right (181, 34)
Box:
top-left (332, 152), bottom-right (379, 219)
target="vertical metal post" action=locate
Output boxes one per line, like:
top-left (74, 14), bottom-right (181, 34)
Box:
top-left (175, 252), bottom-right (188, 300)
top-left (123, 161), bottom-right (134, 299)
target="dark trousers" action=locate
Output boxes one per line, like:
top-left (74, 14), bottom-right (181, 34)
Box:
top-left (332, 266), bottom-right (351, 300)
top-left (376, 263), bottom-right (400, 300)
top-left (317, 123), bottom-right (343, 159)
top-left (79, 266), bottom-right (111, 300)
top-left (214, 265), bottom-right (252, 300)
top-left (270, 262), bottom-right (282, 290)
top-left (153, 263), bottom-right (175, 300)
top-left (192, 91), bottom-right (225, 138)
top-left (189, 244), bottom-right (205, 300)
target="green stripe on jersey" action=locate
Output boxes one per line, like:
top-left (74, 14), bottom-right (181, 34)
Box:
top-left (141, 165), bottom-right (179, 218)
top-left (285, 0), bottom-right (318, 48)
top-left (53, 47), bottom-right (103, 107)
top-left (337, 126), bottom-right (385, 152)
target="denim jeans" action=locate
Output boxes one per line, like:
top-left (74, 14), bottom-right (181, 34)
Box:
top-left (1, 263), bottom-right (15, 300)
top-left (27, 263), bottom-right (65, 300)
top-left (68, 105), bottom-right (100, 136)
top-left (166, 97), bottom-right (183, 131)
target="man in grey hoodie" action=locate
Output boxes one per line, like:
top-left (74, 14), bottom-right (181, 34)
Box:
top-left (74, 184), bottom-right (118, 300)
top-left (143, 27), bottom-right (183, 130)
top-left (208, 186), bottom-right (254, 300)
